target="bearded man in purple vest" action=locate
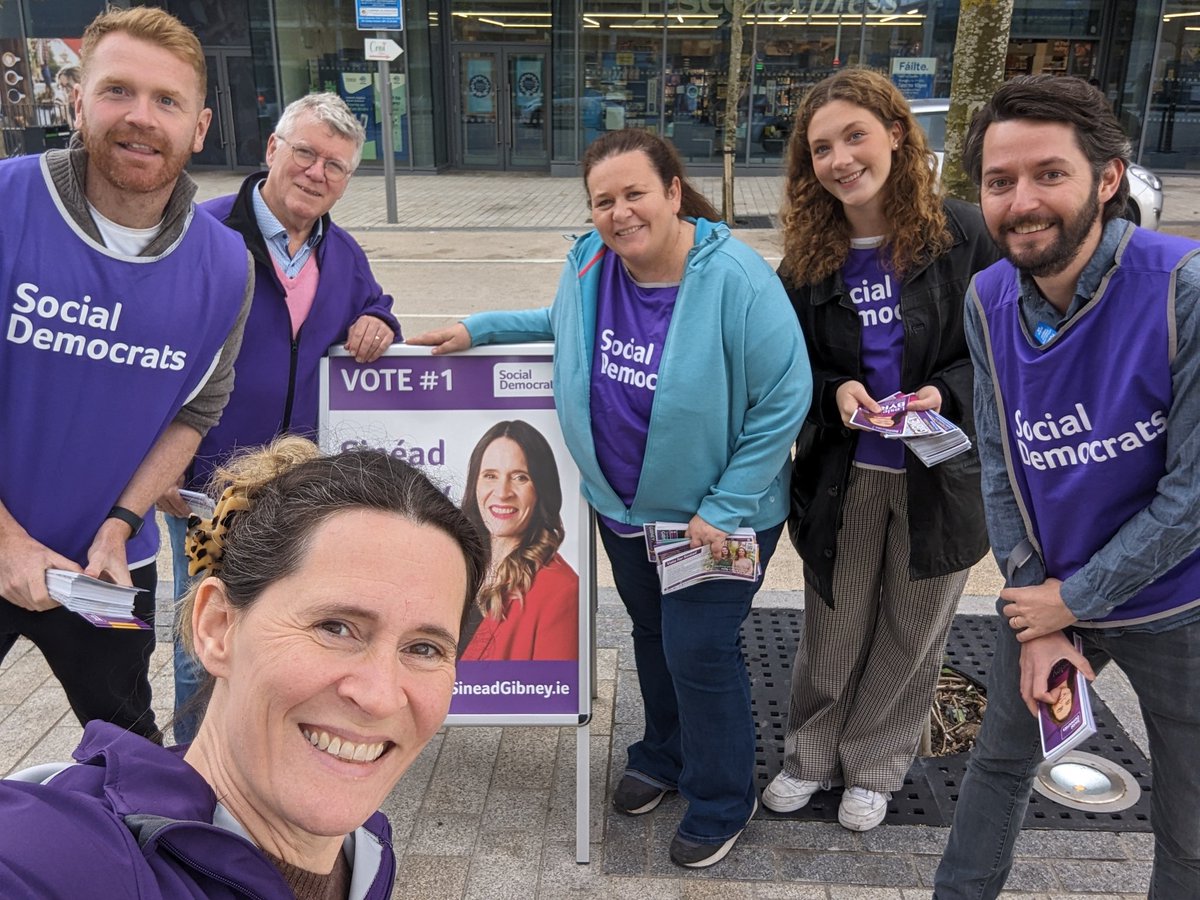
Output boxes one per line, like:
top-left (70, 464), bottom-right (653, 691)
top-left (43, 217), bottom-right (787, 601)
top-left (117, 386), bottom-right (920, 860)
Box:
top-left (155, 92), bottom-right (399, 743)
top-left (0, 8), bottom-right (252, 742)
top-left (934, 76), bottom-right (1200, 898)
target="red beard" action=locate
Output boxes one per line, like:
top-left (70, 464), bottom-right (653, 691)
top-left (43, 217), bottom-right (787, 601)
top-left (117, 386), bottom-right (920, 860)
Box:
top-left (81, 124), bottom-right (193, 196)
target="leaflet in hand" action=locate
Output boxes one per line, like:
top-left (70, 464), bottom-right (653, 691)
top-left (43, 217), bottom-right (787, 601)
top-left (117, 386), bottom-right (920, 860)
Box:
top-left (851, 391), bottom-right (972, 466)
top-left (1038, 635), bottom-right (1096, 763)
top-left (44, 569), bottom-right (150, 630)
top-left (179, 489), bottom-right (215, 519)
top-left (644, 522), bottom-right (761, 594)
top-left (643, 521), bottom-right (690, 563)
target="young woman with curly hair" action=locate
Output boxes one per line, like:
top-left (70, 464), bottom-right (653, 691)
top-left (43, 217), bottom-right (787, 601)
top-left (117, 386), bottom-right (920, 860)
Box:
top-left (459, 419), bottom-right (579, 661)
top-left (763, 68), bottom-right (997, 832)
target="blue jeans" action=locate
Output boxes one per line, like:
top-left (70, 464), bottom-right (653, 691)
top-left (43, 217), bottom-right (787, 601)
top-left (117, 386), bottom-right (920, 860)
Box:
top-left (165, 512), bottom-right (204, 744)
top-left (599, 519), bottom-right (783, 844)
top-left (934, 606), bottom-right (1200, 899)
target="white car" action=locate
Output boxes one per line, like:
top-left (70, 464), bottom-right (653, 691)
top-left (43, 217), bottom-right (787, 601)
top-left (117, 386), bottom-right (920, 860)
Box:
top-left (909, 98), bottom-right (1163, 230)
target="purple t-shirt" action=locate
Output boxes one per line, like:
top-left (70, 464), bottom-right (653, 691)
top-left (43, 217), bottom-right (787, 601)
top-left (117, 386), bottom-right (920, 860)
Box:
top-left (591, 252), bottom-right (678, 533)
top-left (846, 240), bottom-right (905, 470)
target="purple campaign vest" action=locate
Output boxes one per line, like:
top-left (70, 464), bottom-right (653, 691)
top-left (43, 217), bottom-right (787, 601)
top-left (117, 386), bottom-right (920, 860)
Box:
top-left (0, 155), bottom-right (246, 567)
top-left (975, 228), bottom-right (1200, 625)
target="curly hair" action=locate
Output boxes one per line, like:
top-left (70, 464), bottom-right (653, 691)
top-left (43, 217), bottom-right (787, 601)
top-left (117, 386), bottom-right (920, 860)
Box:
top-left (462, 421), bottom-right (566, 621)
top-left (778, 68), bottom-right (950, 285)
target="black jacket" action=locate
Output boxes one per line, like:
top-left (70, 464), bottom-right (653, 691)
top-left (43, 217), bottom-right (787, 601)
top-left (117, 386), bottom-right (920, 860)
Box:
top-left (784, 198), bottom-right (997, 606)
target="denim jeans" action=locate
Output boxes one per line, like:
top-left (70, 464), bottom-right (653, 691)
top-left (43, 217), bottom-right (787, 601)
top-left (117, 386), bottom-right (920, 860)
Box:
top-left (165, 512), bottom-right (204, 744)
top-left (599, 519), bottom-right (783, 844)
top-left (934, 606), bottom-right (1200, 899)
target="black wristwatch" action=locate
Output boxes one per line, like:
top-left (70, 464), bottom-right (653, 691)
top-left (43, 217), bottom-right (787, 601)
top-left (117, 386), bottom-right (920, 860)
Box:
top-left (106, 506), bottom-right (144, 539)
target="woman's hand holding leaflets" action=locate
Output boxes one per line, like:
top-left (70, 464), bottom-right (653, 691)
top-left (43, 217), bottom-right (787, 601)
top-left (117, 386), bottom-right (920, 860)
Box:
top-left (837, 380), bottom-right (879, 429)
top-left (687, 514), bottom-right (729, 557)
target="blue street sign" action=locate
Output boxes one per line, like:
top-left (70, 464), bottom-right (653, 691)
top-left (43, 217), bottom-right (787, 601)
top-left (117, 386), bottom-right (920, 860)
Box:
top-left (356, 0), bottom-right (403, 31)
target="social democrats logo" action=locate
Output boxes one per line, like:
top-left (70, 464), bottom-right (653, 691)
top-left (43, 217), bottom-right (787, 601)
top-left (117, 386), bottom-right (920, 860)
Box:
top-left (493, 362), bottom-right (554, 397)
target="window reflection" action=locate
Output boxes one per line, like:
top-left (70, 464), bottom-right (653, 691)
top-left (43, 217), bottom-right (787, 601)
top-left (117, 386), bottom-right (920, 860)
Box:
top-left (1143, 1), bottom-right (1200, 170)
top-left (579, 1), bottom-right (945, 165)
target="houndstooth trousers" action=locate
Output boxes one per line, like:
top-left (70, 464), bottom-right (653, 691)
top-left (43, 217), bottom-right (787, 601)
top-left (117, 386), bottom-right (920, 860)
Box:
top-left (781, 464), bottom-right (970, 793)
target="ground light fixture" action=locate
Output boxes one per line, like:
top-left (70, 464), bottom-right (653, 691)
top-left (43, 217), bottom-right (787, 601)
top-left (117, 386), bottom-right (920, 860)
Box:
top-left (1032, 751), bottom-right (1141, 814)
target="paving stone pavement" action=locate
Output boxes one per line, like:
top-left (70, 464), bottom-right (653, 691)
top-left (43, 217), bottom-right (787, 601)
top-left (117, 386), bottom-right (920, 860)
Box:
top-left (187, 168), bottom-right (1200, 239)
top-left (187, 168), bottom-right (786, 231)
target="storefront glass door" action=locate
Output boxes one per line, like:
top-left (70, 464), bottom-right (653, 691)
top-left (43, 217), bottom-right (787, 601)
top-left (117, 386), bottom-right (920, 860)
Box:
top-left (454, 45), bottom-right (548, 170)
top-left (1142, 3), bottom-right (1200, 171)
top-left (193, 49), bottom-right (263, 169)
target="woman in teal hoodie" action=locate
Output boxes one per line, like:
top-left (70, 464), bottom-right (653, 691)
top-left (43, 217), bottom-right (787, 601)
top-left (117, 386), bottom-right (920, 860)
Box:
top-left (410, 129), bottom-right (811, 869)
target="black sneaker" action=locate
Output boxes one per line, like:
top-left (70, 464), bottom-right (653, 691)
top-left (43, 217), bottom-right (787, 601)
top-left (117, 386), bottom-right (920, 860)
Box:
top-left (612, 772), bottom-right (671, 815)
top-left (668, 798), bottom-right (757, 869)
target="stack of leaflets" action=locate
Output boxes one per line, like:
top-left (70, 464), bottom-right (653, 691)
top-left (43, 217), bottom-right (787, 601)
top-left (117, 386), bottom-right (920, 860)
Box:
top-left (1038, 635), bottom-right (1097, 763)
top-left (850, 391), bottom-right (972, 466)
top-left (643, 522), bottom-right (761, 595)
top-left (44, 569), bottom-right (149, 630)
top-left (179, 489), bottom-right (215, 519)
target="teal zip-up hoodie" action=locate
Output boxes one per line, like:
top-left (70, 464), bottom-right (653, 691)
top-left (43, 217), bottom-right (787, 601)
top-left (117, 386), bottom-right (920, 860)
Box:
top-left (463, 219), bottom-right (811, 534)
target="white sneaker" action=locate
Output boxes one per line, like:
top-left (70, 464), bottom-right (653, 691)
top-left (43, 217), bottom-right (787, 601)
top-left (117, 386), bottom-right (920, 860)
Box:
top-left (762, 772), bottom-right (837, 813)
top-left (837, 786), bottom-right (890, 831)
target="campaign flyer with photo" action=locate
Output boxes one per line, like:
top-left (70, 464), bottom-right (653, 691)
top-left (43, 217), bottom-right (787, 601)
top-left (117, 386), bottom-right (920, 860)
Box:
top-left (648, 524), bottom-right (760, 594)
top-left (1038, 635), bottom-right (1097, 763)
top-left (851, 391), bottom-right (973, 466)
top-left (849, 392), bottom-right (914, 435)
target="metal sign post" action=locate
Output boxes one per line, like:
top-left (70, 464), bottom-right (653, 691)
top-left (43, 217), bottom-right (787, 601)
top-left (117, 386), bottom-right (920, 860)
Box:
top-left (366, 36), bottom-right (403, 224)
top-left (358, 1), bottom-right (403, 225)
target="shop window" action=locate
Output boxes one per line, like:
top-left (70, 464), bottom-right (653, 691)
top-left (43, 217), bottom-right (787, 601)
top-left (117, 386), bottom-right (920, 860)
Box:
top-left (1143, 1), bottom-right (1200, 171)
top-left (451, 0), bottom-right (553, 43)
top-left (580, 0), bottom-right (662, 147)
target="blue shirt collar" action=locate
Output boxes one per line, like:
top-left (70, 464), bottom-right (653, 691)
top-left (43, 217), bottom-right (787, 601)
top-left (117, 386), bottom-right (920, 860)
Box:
top-left (251, 179), bottom-right (323, 273)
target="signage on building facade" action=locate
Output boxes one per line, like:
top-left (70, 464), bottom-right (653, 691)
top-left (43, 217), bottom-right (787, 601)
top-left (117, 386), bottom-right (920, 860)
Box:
top-left (659, 0), bottom-right (898, 14)
top-left (356, 0), bottom-right (403, 31)
top-left (891, 57), bottom-right (936, 100)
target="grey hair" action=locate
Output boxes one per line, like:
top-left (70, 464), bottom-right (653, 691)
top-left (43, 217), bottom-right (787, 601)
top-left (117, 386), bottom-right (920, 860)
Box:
top-left (274, 92), bottom-right (367, 170)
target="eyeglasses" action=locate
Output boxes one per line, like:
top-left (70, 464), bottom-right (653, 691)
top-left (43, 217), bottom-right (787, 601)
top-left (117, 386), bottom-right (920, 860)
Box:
top-left (276, 137), bottom-right (352, 183)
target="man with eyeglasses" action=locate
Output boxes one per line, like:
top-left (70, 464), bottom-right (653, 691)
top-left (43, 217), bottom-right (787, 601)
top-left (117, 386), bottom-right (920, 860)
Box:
top-left (156, 92), bottom-right (400, 741)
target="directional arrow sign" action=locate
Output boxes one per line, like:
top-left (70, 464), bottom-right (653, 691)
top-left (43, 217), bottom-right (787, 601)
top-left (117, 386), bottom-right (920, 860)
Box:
top-left (364, 38), bottom-right (403, 61)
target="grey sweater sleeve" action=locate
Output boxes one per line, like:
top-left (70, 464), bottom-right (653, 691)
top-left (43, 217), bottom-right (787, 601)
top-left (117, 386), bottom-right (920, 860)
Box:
top-left (171, 251), bottom-right (255, 436)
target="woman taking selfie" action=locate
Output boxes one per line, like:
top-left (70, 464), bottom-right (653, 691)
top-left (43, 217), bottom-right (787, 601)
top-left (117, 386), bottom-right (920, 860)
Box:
top-left (763, 68), bottom-right (995, 832)
top-left (411, 128), bottom-right (810, 868)
top-left (0, 438), bottom-right (486, 898)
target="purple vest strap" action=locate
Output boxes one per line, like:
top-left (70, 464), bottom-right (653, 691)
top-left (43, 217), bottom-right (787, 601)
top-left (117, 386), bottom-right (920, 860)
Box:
top-left (975, 228), bottom-right (1200, 624)
top-left (0, 155), bottom-right (247, 566)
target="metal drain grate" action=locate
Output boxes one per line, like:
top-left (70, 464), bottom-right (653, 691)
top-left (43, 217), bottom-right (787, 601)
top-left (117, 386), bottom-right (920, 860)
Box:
top-left (731, 214), bottom-right (777, 229)
top-left (745, 610), bottom-right (1153, 831)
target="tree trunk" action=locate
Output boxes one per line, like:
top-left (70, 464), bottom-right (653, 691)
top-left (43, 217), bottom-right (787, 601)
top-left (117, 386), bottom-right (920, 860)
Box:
top-left (721, 0), bottom-right (747, 224)
top-left (944, 0), bottom-right (1015, 202)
